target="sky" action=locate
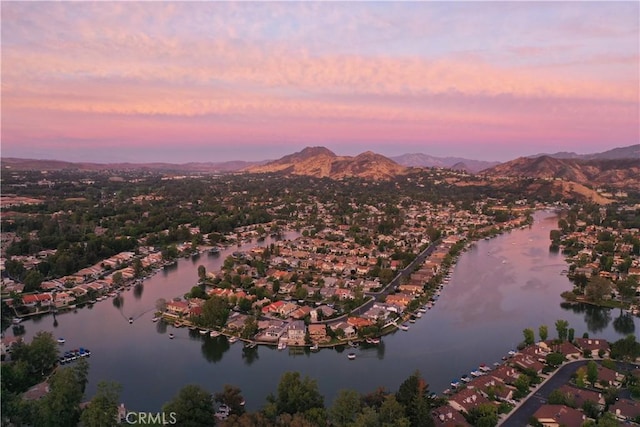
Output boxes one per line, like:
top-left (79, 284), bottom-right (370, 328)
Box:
top-left (1, 1), bottom-right (638, 163)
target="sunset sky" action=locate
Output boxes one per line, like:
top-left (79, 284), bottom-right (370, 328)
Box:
top-left (2, 1), bottom-right (638, 163)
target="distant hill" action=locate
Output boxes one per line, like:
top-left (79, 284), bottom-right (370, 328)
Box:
top-left (482, 156), bottom-right (640, 190)
top-left (528, 144), bottom-right (639, 161)
top-left (244, 147), bottom-right (407, 180)
top-left (0, 158), bottom-right (266, 173)
top-left (391, 153), bottom-right (499, 173)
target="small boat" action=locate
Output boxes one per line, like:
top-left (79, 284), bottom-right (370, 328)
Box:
top-left (461, 375), bottom-right (471, 383)
top-left (152, 317), bottom-right (159, 323)
top-left (169, 333), bottom-right (175, 339)
top-left (57, 337), bottom-right (66, 344)
top-left (347, 353), bottom-right (356, 360)
top-left (508, 350), bottom-right (516, 356)
top-left (310, 343), bottom-right (319, 352)
top-left (228, 336), bottom-right (238, 344)
top-left (366, 337), bottom-right (380, 345)
top-left (399, 324), bottom-right (409, 331)
top-left (409, 318), bottom-right (416, 323)
top-left (416, 312), bottom-right (423, 318)
top-left (210, 331), bottom-right (220, 338)
top-left (479, 364), bottom-right (491, 372)
top-left (12, 318), bottom-right (23, 324)
top-left (199, 329), bottom-right (208, 335)
top-left (470, 370), bottom-right (483, 377)
top-left (418, 307), bottom-right (427, 313)
top-left (450, 379), bottom-right (460, 388)
top-left (278, 340), bottom-right (287, 350)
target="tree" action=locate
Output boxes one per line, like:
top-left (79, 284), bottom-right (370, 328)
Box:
top-left (567, 328), bottom-right (575, 343)
top-left (610, 335), bottom-right (640, 360)
top-left (156, 298), bottom-right (167, 312)
top-left (545, 352), bottom-right (565, 368)
top-left (395, 370), bottom-right (434, 427)
top-left (12, 332), bottom-right (59, 378)
top-left (214, 384), bottom-right (245, 416)
top-left (555, 320), bottom-right (569, 342)
top-left (80, 381), bottom-right (122, 427)
top-left (162, 384), bottom-right (215, 427)
top-left (197, 265), bottom-right (207, 282)
top-left (200, 296), bottom-right (230, 328)
top-left (35, 360), bottom-right (89, 427)
top-left (539, 325), bottom-right (548, 342)
top-left (378, 395), bottom-right (410, 427)
top-left (133, 258), bottom-right (143, 278)
top-left (617, 276), bottom-right (638, 304)
top-left (585, 276), bottom-right (612, 303)
top-left (586, 361), bottom-right (598, 387)
top-left (523, 328), bottom-right (535, 346)
top-left (330, 389), bottom-right (362, 427)
top-left (112, 271), bottom-right (124, 287)
top-left (23, 270), bottom-right (44, 293)
top-left (466, 403), bottom-right (498, 427)
top-left (547, 389), bottom-right (574, 407)
top-left (271, 372), bottom-right (324, 417)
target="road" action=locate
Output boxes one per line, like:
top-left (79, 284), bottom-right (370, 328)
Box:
top-left (500, 360), bottom-right (639, 427)
top-left (350, 238), bottom-right (443, 318)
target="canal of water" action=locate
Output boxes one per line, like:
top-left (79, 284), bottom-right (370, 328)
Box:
top-left (6, 211), bottom-right (638, 411)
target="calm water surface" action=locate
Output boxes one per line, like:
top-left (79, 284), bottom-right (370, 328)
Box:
top-left (8, 212), bottom-right (638, 411)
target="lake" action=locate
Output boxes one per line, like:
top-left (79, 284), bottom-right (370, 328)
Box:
top-left (7, 211), bottom-right (638, 411)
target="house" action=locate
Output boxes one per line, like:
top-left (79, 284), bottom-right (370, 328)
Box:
top-left (448, 387), bottom-right (493, 414)
top-left (510, 354), bottom-right (545, 374)
top-left (574, 338), bottom-right (609, 358)
top-left (609, 398), bottom-right (640, 422)
top-left (166, 300), bottom-right (190, 316)
top-left (431, 405), bottom-right (472, 427)
top-left (53, 292), bottom-right (75, 308)
top-left (329, 321), bottom-right (356, 338)
top-left (261, 300), bottom-right (285, 315)
top-left (466, 376), bottom-right (514, 402)
top-left (287, 320), bottom-right (306, 345)
top-left (21, 293), bottom-right (53, 307)
top-left (308, 324), bottom-right (329, 343)
top-left (596, 365), bottom-right (623, 388)
top-left (226, 312), bottom-right (249, 330)
top-left (556, 385), bottom-right (605, 409)
top-left (489, 365), bottom-right (521, 385)
top-left (22, 381), bottom-right (50, 401)
top-left (278, 302), bottom-right (299, 318)
top-left (533, 404), bottom-right (586, 427)
top-left (290, 306), bottom-right (312, 320)
top-left (541, 341), bottom-right (581, 359)
top-left (347, 317), bottom-right (374, 329)
top-left (257, 320), bottom-right (288, 342)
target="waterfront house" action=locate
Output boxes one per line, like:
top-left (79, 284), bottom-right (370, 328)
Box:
top-left (226, 312), bottom-right (249, 330)
top-left (533, 404), bottom-right (586, 427)
top-left (510, 354), bottom-right (545, 374)
top-left (166, 300), bottom-right (190, 316)
top-left (53, 292), bottom-right (75, 308)
top-left (287, 320), bottom-right (306, 345)
top-left (347, 317), bottom-right (374, 330)
top-left (431, 405), bottom-right (471, 427)
top-left (308, 324), bottom-right (329, 343)
top-left (489, 365), bottom-right (521, 385)
top-left (21, 293), bottom-right (52, 307)
top-left (448, 387), bottom-right (494, 414)
top-left (466, 376), bottom-right (514, 402)
top-left (256, 320), bottom-right (288, 342)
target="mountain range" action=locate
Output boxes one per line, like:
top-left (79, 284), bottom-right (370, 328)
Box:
top-left (2, 144), bottom-right (637, 187)
top-left (244, 147), bottom-right (408, 180)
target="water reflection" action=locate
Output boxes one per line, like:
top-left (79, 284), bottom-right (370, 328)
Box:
top-left (242, 346), bottom-right (259, 365)
top-left (560, 302), bottom-right (612, 333)
top-left (201, 336), bottom-right (230, 363)
top-left (155, 320), bottom-right (167, 334)
top-left (133, 283), bottom-right (144, 300)
top-left (613, 311), bottom-right (636, 335)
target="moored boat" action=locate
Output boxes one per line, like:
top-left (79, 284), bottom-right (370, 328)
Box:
top-left (228, 336), bottom-right (238, 344)
top-left (347, 353), bottom-right (356, 360)
top-left (169, 333), bottom-right (175, 339)
top-left (399, 324), bottom-right (409, 331)
top-left (57, 337), bottom-right (66, 344)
